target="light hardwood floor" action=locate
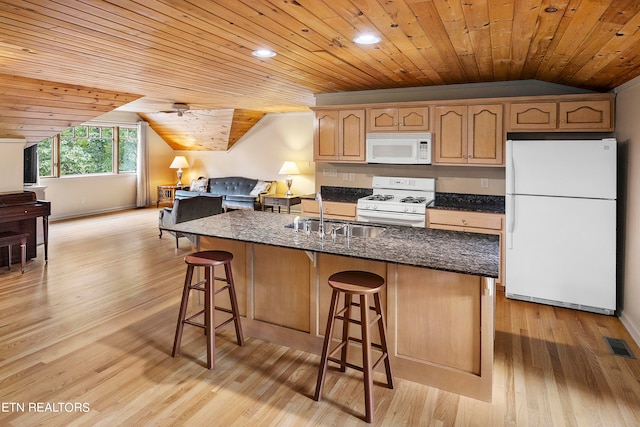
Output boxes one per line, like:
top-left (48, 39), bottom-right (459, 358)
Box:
top-left (0, 208), bottom-right (639, 426)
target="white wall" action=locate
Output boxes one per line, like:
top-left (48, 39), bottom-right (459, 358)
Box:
top-left (615, 76), bottom-right (640, 345)
top-left (0, 138), bottom-right (27, 193)
top-left (177, 112), bottom-right (315, 196)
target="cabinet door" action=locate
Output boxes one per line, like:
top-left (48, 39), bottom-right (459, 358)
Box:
top-left (314, 110), bottom-right (339, 161)
top-left (368, 108), bottom-right (397, 132)
top-left (398, 107), bottom-right (430, 131)
top-left (301, 199), bottom-right (319, 216)
top-left (338, 109), bottom-right (366, 162)
top-left (300, 200), bottom-right (356, 220)
top-left (508, 102), bottom-right (557, 130)
top-left (434, 105), bottom-right (467, 164)
top-left (468, 104), bottom-right (503, 165)
top-left (558, 100), bottom-right (612, 130)
top-left (253, 244), bottom-right (311, 332)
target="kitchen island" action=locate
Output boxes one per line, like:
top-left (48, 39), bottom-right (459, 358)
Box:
top-left (162, 209), bottom-right (499, 402)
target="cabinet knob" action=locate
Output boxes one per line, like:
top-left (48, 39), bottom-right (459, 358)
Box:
top-left (462, 219), bottom-right (467, 225)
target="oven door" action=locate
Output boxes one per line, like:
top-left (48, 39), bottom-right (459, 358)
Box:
top-left (357, 210), bottom-right (425, 227)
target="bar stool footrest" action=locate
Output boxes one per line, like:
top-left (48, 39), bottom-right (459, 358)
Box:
top-left (326, 353), bottom-right (389, 375)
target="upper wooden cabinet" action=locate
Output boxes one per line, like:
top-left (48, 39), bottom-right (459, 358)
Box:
top-left (508, 102), bottom-right (558, 130)
top-left (367, 107), bottom-right (430, 132)
top-left (559, 100), bottom-right (612, 130)
top-left (434, 104), bottom-right (503, 166)
top-left (507, 97), bottom-right (613, 131)
top-left (313, 94), bottom-right (614, 163)
top-left (314, 109), bottom-right (366, 162)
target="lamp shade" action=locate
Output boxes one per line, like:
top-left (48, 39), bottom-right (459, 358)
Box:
top-left (278, 161), bottom-right (299, 175)
top-left (169, 156), bottom-right (189, 169)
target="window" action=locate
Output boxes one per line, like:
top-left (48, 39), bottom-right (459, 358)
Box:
top-left (118, 127), bottom-right (138, 173)
top-left (36, 125), bottom-right (137, 177)
top-left (38, 137), bottom-right (54, 178)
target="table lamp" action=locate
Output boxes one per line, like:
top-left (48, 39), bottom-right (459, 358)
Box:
top-left (278, 161), bottom-right (300, 196)
top-left (170, 156), bottom-right (189, 186)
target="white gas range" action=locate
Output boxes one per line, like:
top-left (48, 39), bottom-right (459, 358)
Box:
top-left (356, 176), bottom-right (436, 227)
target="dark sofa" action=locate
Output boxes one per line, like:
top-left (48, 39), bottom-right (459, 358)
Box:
top-left (175, 176), bottom-right (274, 211)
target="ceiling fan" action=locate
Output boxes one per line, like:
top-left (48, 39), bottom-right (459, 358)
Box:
top-left (160, 102), bottom-right (190, 116)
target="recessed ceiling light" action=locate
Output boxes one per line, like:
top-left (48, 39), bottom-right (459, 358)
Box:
top-left (353, 34), bottom-right (381, 45)
top-left (251, 49), bottom-right (276, 58)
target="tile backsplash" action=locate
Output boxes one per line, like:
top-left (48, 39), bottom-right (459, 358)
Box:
top-left (315, 163), bottom-right (505, 196)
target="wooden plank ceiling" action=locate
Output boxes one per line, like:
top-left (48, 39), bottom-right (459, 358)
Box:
top-left (1, 0), bottom-right (640, 149)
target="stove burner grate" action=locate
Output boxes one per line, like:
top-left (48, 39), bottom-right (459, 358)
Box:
top-left (400, 196), bottom-right (427, 204)
top-left (366, 194), bottom-right (394, 201)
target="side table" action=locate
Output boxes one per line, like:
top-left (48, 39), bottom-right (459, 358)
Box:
top-left (262, 194), bottom-right (302, 214)
top-left (157, 185), bottom-right (187, 207)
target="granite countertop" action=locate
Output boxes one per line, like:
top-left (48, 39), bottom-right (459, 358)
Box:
top-left (162, 210), bottom-right (499, 278)
top-left (429, 193), bottom-right (505, 214)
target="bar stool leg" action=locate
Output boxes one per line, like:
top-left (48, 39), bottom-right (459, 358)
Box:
top-left (360, 293), bottom-right (374, 423)
top-left (225, 262), bottom-right (245, 346)
top-left (172, 264), bottom-right (195, 357)
top-left (314, 288), bottom-right (340, 401)
top-left (374, 293), bottom-right (394, 389)
top-left (205, 265), bottom-right (216, 369)
top-left (339, 293), bottom-right (352, 372)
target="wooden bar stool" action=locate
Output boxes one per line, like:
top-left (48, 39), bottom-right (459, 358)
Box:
top-left (314, 270), bottom-right (394, 424)
top-left (0, 231), bottom-right (28, 274)
top-left (172, 250), bottom-right (244, 369)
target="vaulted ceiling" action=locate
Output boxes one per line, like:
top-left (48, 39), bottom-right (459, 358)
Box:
top-left (2, 0), bottom-right (640, 148)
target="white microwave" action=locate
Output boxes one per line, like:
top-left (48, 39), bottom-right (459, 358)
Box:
top-left (366, 132), bottom-right (432, 164)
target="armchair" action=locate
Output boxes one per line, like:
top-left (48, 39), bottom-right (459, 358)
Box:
top-left (159, 196), bottom-right (223, 248)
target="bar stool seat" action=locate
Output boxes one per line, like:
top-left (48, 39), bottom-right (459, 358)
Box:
top-left (314, 270), bottom-right (394, 423)
top-left (172, 250), bottom-right (244, 369)
top-left (0, 231), bottom-right (28, 274)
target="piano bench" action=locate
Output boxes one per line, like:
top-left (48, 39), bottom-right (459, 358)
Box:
top-left (0, 231), bottom-right (28, 274)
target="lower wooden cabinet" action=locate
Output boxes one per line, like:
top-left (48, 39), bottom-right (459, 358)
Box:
top-left (253, 244), bottom-right (311, 332)
top-left (300, 199), bottom-right (356, 220)
top-left (391, 264), bottom-right (481, 374)
top-left (427, 209), bottom-right (505, 287)
top-left (198, 237), bottom-right (494, 401)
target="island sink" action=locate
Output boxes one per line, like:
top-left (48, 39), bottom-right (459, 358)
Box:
top-left (288, 219), bottom-right (386, 238)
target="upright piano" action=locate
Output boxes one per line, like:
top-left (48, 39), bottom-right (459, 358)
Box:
top-left (0, 191), bottom-right (50, 267)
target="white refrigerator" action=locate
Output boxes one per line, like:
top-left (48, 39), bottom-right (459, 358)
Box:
top-left (505, 138), bottom-right (617, 315)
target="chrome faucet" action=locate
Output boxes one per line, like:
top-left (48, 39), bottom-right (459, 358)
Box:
top-left (316, 192), bottom-right (324, 237)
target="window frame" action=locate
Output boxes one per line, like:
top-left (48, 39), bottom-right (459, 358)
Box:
top-left (38, 124), bottom-right (138, 178)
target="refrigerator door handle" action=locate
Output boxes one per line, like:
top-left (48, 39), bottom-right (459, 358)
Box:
top-left (506, 195), bottom-right (514, 249)
top-left (506, 140), bottom-right (515, 195)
